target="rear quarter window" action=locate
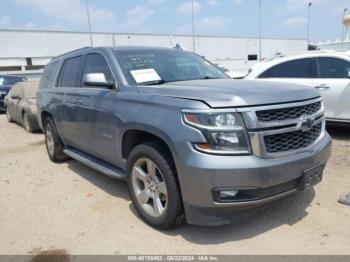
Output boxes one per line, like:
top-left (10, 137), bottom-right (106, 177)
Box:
top-left (39, 61), bottom-right (59, 89)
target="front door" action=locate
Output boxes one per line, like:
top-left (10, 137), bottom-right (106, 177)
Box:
top-left (80, 52), bottom-right (118, 164)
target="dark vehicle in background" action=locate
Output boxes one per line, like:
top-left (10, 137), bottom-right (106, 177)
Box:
top-left (0, 75), bottom-right (26, 112)
top-left (37, 46), bottom-right (331, 229)
top-left (5, 80), bottom-right (40, 133)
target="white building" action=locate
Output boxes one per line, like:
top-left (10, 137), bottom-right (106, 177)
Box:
top-left (0, 29), bottom-right (308, 78)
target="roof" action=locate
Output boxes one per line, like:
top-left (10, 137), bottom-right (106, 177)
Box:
top-left (49, 46), bottom-right (184, 63)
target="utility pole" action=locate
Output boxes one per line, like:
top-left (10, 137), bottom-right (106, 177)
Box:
top-left (258, 0), bottom-right (262, 61)
top-left (191, 0), bottom-right (196, 52)
top-left (85, 0), bottom-right (93, 47)
top-left (341, 8), bottom-right (348, 49)
top-left (307, 2), bottom-right (312, 47)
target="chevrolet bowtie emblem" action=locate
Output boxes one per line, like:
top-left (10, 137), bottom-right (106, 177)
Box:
top-left (297, 116), bottom-right (315, 132)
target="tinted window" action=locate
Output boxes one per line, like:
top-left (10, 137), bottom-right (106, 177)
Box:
top-left (259, 58), bottom-right (314, 78)
top-left (83, 53), bottom-right (114, 84)
top-left (40, 61), bottom-right (59, 89)
top-left (58, 56), bottom-right (82, 87)
top-left (114, 49), bottom-right (228, 85)
top-left (317, 57), bottom-right (350, 78)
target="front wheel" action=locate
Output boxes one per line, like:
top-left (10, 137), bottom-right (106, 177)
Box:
top-left (5, 108), bottom-right (12, 122)
top-left (44, 117), bottom-right (69, 162)
top-left (23, 112), bottom-right (34, 133)
top-left (127, 142), bottom-right (184, 229)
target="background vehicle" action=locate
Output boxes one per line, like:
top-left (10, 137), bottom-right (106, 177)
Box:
top-left (245, 51), bottom-right (350, 124)
top-left (213, 63), bottom-right (247, 79)
top-left (5, 80), bottom-right (40, 133)
top-left (37, 47), bottom-right (331, 229)
top-left (0, 75), bottom-right (26, 112)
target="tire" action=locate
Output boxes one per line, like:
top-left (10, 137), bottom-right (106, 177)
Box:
top-left (22, 112), bottom-right (34, 133)
top-left (44, 117), bottom-right (69, 162)
top-left (127, 142), bottom-right (184, 229)
top-left (5, 107), bottom-right (12, 122)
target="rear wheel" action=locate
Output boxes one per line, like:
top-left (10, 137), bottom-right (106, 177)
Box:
top-left (44, 117), bottom-right (69, 162)
top-left (23, 112), bottom-right (34, 133)
top-left (5, 108), bottom-right (12, 122)
top-left (127, 142), bottom-right (184, 229)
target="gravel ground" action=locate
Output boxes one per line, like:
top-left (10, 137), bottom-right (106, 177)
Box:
top-left (0, 115), bottom-right (349, 255)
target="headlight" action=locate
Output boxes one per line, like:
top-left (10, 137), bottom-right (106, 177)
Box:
top-left (183, 111), bottom-right (251, 155)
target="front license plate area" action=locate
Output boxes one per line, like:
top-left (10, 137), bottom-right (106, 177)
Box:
top-left (298, 165), bottom-right (324, 191)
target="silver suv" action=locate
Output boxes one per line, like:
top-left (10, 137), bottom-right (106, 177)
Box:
top-left (36, 47), bottom-right (331, 228)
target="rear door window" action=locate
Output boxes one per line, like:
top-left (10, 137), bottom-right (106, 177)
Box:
top-left (58, 56), bottom-right (83, 87)
top-left (316, 57), bottom-right (350, 78)
top-left (259, 58), bottom-right (315, 78)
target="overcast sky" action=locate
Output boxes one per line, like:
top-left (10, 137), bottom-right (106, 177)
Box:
top-left (0, 0), bottom-right (349, 42)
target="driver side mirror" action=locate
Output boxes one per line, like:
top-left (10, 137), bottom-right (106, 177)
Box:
top-left (348, 71), bottom-right (350, 79)
top-left (83, 73), bottom-right (115, 89)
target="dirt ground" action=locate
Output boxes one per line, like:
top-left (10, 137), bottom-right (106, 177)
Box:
top-left (0, 114), bottom-right (349, 255)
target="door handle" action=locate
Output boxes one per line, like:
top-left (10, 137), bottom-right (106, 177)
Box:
top-left (314, 84), bottom-right (330, 90)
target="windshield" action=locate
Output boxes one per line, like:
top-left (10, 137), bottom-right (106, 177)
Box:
top-left (0, 76), bottom-right (25, 86)
top-left (114, 49), bottom-right (229, 85)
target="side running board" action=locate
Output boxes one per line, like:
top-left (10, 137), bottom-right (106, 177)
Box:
top-left (64, 148), bottom-right (126, 180)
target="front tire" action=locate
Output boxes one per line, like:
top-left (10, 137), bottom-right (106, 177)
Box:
top-left (127, 142), bottom-right (184, 229)
top-left (23, 112), bottom-right (34, 133)
top-left (44, 117), bottom-right (69, 162)
top-left (5, 107), bottom-right (12, 122)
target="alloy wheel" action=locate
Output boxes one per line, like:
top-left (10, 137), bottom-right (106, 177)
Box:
top-left (23, 114), bottom-right (30, 131)
top-left (131, 158), bottom-right (168, 217)
top-left (45, 124), bottom-right (55, 157)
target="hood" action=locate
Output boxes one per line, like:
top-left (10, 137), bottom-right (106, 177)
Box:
top-left (137, 79), bottom-right (320, 108)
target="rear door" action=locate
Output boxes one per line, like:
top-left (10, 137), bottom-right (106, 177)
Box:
top-left (57, 56), bottom-right (92, 152)
top-left (258, 58), bottom-right (316, 87)
top-left (313, 57), bottom-right (350, 120)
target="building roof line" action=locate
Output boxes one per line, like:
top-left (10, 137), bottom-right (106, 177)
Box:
top-left (0, 28), bottom-right (308, 41)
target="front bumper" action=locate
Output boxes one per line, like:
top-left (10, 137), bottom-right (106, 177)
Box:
top-left (175, 132), bottom-right (332, 226)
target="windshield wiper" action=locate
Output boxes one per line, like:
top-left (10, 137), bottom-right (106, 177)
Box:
top-left (143, 79), bottom-right (169, 85)
top-left (195, 76), bottom-right (221, 80)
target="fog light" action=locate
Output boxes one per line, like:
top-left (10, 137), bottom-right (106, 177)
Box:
top-left (219, 190), bottom-right (239, 198)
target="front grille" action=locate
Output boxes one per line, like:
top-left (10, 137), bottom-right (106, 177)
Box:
top-left (264, 122), bottom-right (322, 153)
top-left (256, 101), bottom-right (321, 122)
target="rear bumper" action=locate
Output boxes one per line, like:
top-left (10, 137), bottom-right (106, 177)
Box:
top-left (175, 132), bottom-right (331, 226)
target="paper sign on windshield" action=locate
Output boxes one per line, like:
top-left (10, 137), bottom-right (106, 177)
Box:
top-left (130, 68), bottom-right (161, 84)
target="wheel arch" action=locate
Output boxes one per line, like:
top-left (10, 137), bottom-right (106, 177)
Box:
top-left (121, 127), bottom-right (177, 163)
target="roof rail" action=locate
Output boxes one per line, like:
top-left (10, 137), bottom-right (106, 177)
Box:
top-left (51, 46), bottom-right (92, 61)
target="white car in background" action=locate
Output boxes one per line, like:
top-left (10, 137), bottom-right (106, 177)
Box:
top-left (245, 51), bottom-right (350, 124)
